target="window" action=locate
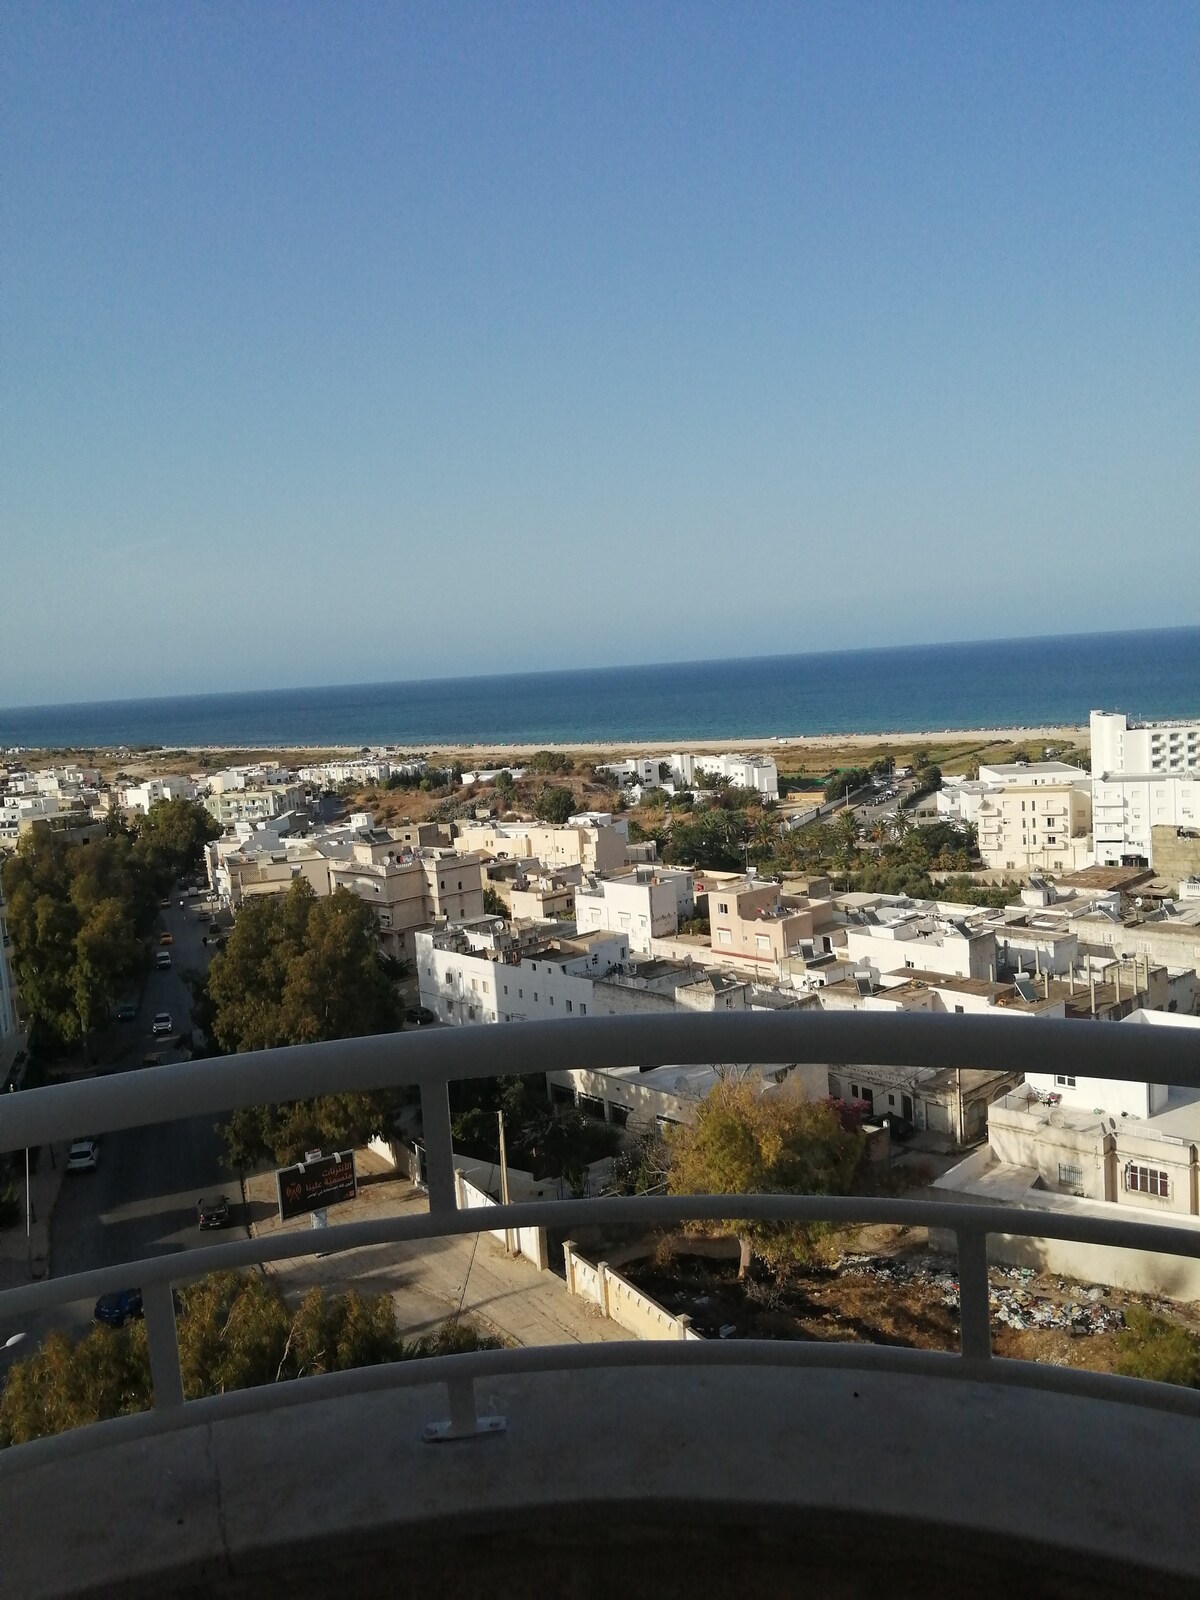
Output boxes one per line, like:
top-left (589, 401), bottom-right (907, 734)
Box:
top-left (717, 902), bottom-right (728, 914)
top-left (1054, 1075), bottom-right (1076, 1088)
top-left (533, 992), bottom-right (538, 1002)
top-left (1126, 1164), bottom-right (1169, 1198)
top-left (565, 999), bottom-right (572, 1012)
top-left (1058, 1163), bottom-right (1084, 1191)
top-left (954, 1005), bottom-right (964, 1014)
top-left (579, 1003), bottom-right (587, 1016)
top-left (518, 988), bottom-right (523, 999)
top-left (609, 1102), bottom-right (630, 1128)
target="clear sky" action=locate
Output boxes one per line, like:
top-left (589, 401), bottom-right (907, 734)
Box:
top-left (2, 2), bottom-right (1197, 707)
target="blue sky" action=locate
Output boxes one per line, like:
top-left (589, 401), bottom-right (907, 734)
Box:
top-left (2, 2), bottom-right (1197, 707)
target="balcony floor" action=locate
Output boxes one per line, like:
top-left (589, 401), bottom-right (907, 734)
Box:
top-left (4, 1359), bottom-right (1199, 1599)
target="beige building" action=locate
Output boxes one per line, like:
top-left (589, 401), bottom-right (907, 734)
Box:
top-left (708, 882), bottom-right (831, 970)
top-left (327, 843), bottom-right (484, 962)
top-left (453, 819), bottom-right (627, 876)
top-left (976, 778), bottom-right (1093, 874)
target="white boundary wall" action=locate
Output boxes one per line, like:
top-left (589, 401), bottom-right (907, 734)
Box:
top-left (454, 1171), bottom-right (549, 1270)
top-left (563, 1240), bottom-right (703, 1341)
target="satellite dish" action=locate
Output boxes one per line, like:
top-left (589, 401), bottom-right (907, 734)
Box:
top-left (1108, 1118), bottom-right (1117, 1132)
top-left (1048, 1110), bottom-right (1065, 1127)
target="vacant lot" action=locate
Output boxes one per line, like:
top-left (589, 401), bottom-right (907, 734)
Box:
top-left (622, 1232), bottom-right (1200, 1375)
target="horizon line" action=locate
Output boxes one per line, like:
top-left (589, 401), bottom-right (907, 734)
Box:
top-left (3, 621), bottom-right (1197, 719)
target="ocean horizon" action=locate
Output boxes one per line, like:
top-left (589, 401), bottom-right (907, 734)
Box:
top-left (2, 626), bottom-right (1197, 752)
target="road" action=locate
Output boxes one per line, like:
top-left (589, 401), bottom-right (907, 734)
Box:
top-left (4, 894), bottom-right (236, 1356)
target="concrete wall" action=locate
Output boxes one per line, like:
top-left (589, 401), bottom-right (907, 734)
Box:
top-left (453, 1171), bottom-right (550, 1270)
top-left (562, 1241), bottom-right (703, 1340)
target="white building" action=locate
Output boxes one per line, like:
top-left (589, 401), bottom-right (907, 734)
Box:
top-left (417, 926), bottom-right (629, 1026)
top-left (573, 867), bottom-right (693, 953)
top-left (121, 776), bottom-right (198, 814)
top-left (1091, 710), bottom-right (1200, 868)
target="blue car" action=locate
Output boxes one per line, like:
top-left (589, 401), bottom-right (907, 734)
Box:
top-left (94, 1288), bottom-right (143, 1328)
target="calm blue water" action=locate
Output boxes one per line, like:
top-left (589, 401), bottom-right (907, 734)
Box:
top-left (2, 627), bottom-right (1197, 750)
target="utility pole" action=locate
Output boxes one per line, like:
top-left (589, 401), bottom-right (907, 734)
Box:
top-left (497, 1109), bottom-right (513, 1254)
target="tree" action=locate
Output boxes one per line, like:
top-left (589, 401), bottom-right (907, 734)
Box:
top-left (533, 785), bottom-right (575, 824)
top-left (1, 827), bottom-right (157, 1048)
top-left (132, 798), bottom-right (220, 891)
top-left (1114, 1309), bottom-right (1200, 1388)
top-left (667, 1080), bottom-right (865, 1279)
top-left (482, 886), bottom-right (507, 917)
top-left (0, 1274), bottom-right (499, 1446)
top-left (201, 880), bottom-right (404, 1166)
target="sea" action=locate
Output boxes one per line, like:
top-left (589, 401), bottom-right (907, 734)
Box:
top-left (2, 626), bottom-right (1198, 752)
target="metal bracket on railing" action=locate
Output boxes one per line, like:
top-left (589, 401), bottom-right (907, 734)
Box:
top-left (422, 1374), bottom-right (506, 1443)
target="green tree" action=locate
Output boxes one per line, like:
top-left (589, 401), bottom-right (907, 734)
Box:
top-left (1, 828), bottom-right (156, 1048)
top-left (201, 880), bottom-right (403, 1166)
top-left (1114, 1308), bottom-right (1200, 1388)
top-left (0, 1274), bottom-right (499, 1447)
top-left (133, 798), bottom-right (220, 890)
top-left (533, 785), bottom-right (575, 824)
top-left (667, 1079), bottom-right (865, 1279)
top-left (482, 886), bottom-right (507, 917)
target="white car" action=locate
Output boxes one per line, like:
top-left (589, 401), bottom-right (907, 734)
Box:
top-left (152, 1012), bottom-right (173, 1037)
top-left (67, 1139), bottom-right (99, 1172)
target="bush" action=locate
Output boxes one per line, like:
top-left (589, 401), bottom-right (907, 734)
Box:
top-left (1115, 1308), bottom-right (1200, 1388)
top-left (0, 1184), bottom-right (20, 1229)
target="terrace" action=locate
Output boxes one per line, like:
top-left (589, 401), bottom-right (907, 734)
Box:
top-left (3, 1011), bottom-right (1200, 1598)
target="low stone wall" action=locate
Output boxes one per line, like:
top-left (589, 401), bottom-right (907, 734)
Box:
top-left (563, 1240), bottom-right (703, 1341)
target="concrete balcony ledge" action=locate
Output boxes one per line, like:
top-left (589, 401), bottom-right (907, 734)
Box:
top-left (5, 1360), bottom-right (1200, 1599)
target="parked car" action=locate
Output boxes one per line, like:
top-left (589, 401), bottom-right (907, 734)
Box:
top-left (197, 1194), bottom-right (231, 1230)
top-left (141, 1053), bottom-right (164, 1069)
top-left (882, 1112), bottom-right (915, 1143)
top-left (152, 1012), bottom-right (173, 1037)
top-left (405, 1006), bottom-right (437, 1027)
top-left (94, 1288), bottom-right (143, 1328)
top-left (114, 1000), bottom-right (137, 1023)
top-left (207, 922), bottom-right (222, 937)
top-left (67, 1138), bottom-right (99, 1172)
top-left (155, 950), bottom-right (171, 970)
top-left (159, 931), bottom-right (173, 946)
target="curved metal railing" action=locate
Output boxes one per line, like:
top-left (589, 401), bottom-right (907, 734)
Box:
top-left (2, 1010), bottom-right (1200, 1470)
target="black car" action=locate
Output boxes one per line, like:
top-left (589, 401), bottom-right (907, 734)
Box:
top-left (882, 1112), bottom-right (916, 1143)
top-left (405, 1006), bottom-right (437, 1027)
top-left (94, 1288), bottom-right (143, 1328)
top-left (197, 1194), bottom-right (231, 1229)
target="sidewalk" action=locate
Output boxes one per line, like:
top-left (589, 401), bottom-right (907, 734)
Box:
top-left (0, 1141), bottom-right (66, 1289)
top-left (245, 1152), bottom-right (628, 1348)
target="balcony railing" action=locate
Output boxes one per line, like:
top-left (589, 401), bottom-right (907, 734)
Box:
top-left (3, 1010), bottom-right (1200, 1476)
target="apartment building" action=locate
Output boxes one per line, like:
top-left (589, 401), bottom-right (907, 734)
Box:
top-left (975, 777), bottom-right (1093, 874)
top-left (417, 925), bottom-right (629, 1025)
top-left (1091, 709), bottom-right (1200, 869)
top-left (329, 843), bottom-right (484, 962)
top-left (574, 867), bottom-right (693, 954)
top-left (709, 881), bottom-right (825, 968)
top-left (841, 910), bottom-right (997, 982)
top-left (204, 781), bottom-right (306, 828)
top-left (453, 818), bottom-right (627, 875)
top-left (121, 776), bottom-right (198, 814)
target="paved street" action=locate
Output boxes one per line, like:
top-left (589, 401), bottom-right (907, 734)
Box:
top-left (1, 895), bottom-right (235, 1357)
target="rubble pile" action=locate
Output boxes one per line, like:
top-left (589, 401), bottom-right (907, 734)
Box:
top-left (840, 1253), bottom-right (1126, 1336)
